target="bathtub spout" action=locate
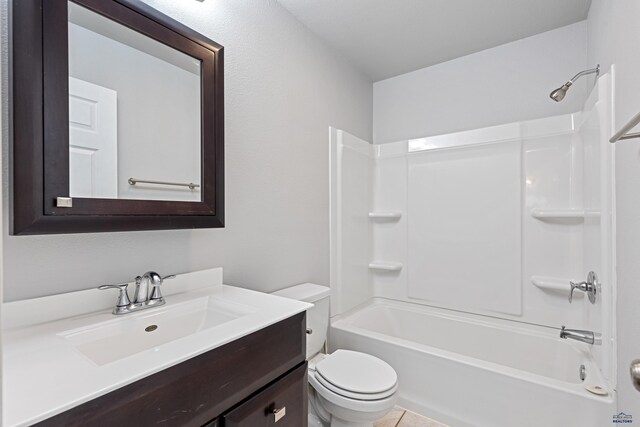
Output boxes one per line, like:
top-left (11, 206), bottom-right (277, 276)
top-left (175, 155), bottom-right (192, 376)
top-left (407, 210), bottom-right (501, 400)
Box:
top-left (560, 326), bottom-right (602, 345)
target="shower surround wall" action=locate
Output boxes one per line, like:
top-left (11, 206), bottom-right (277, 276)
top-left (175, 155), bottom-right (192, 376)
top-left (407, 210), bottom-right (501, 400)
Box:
top-left (329, 71), bottom-right (616, 424)
top-left (371, 112), bottom-right (610, 325)
top-left (329, 128), bottom-right (373, 316)
top-left (373, 106), bottom-right (614, 372)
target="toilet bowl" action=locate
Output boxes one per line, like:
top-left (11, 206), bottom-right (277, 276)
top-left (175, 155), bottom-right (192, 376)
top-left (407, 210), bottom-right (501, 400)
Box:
top-left (272, 283), bottom-right (398, 427)
top-left (308, 350), bottom-right (398, 427)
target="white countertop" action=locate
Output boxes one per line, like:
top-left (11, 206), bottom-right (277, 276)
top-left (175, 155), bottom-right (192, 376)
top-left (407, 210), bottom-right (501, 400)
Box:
top-left (2, 268), bottom-right (310, 427)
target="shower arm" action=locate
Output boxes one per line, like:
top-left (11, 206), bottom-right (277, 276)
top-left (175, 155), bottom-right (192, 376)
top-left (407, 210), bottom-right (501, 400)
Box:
top-left (549, 64), bottom-right (601, 102)
top-left (567, 65), bottom-right (600, 85)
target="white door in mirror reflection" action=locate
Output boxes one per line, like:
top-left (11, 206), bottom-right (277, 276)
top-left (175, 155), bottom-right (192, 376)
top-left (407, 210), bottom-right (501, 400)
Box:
top-left (69, 77), bottom-right (118, 198)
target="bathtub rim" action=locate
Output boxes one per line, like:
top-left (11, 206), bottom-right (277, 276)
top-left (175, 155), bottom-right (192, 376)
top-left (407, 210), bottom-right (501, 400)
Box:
top-left (330, 297), bottom-right (614, 403)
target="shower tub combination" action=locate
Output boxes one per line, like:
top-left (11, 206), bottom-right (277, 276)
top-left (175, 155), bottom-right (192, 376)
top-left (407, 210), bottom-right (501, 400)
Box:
top-left (330, 67), bottom-right (617, 426)
top-left (330, 299), bottom-right (614, 427)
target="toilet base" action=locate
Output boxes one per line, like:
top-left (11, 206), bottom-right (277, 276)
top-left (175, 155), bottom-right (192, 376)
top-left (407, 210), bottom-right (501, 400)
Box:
top-left (308, 407), bottom-right (374, 427)
top-left (308, 383), bottom-right (396, 427)
top-left (308, 398), bottom-right (327, 427)
top-left (309, 401), bottom-right (374, 427)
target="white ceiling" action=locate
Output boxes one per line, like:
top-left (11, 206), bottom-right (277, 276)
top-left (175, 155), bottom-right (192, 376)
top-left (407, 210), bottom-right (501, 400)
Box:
top-left (275, 0), bottom-right (592, 81)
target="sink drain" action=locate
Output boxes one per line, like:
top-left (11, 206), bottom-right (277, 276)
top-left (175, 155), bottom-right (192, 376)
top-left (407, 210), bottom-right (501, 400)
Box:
top-left (145, 325), bottom-right (158, 332)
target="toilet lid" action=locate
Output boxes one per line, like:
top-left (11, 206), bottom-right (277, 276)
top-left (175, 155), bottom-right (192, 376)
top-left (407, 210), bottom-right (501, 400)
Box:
top-left (314, 350), bottom-right (397, 397)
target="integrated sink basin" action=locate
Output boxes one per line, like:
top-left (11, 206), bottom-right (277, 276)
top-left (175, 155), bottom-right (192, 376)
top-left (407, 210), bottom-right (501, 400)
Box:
top-left (3, 268), bottom-right (312, 427)
top-left (60, 296), bottom-right (256, 366)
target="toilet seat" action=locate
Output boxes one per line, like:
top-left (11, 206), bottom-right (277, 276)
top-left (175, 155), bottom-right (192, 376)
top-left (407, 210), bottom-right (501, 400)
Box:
top-left (308, 372), bottom-right (397, 414)
top-left (313, 350), bottom-right (398, 401)
top-left (308, 349), bottom-right (398, 416)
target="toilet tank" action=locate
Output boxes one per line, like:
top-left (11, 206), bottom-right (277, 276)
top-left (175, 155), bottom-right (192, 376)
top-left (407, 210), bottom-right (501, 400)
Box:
top-left (272, 283), bottom-right (330, 359)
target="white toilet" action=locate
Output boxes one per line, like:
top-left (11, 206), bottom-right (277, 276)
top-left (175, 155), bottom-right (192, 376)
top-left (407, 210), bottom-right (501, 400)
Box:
top-left (272, 283), bottom-right (398, 427)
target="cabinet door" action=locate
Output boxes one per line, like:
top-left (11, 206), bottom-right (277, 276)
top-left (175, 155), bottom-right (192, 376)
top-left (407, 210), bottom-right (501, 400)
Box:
top-left (223, 363), bottom-right (307, 427)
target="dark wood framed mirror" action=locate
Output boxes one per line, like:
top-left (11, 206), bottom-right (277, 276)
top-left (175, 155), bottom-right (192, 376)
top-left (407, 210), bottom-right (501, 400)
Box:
top-left (11, 0), bottom-right (224, 235)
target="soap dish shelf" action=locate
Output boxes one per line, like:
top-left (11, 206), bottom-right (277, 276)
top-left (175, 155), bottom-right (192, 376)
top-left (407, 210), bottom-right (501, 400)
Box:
top-left (368, 211), bottom-right (402, 220)
top-left (531, 275), bottom-right (571, 293)
top-left (369, 261), bottom-right (403, 272)
top-left (530, 208), bottom-right (596, 222)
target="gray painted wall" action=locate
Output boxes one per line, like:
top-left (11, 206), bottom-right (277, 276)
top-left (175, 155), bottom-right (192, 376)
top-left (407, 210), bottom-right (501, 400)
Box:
top-left (373, 22), bottom-right (588, 144)
top-left (1, 0), bottom-right (373, 301)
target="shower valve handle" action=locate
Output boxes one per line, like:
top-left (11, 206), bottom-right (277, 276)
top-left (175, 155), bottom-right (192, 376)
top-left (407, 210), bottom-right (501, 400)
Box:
top-left (569, 271), bottom-right (598, 304)
top-left (569, 281), bottom-right (589, 303)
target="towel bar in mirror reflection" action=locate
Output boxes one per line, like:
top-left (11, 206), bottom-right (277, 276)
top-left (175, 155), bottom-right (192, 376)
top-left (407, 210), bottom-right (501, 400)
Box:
top-left (128, 178), bottom-right (201, 190)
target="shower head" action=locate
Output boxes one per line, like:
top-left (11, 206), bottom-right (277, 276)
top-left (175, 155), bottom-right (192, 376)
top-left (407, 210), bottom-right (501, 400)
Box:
top-left (550, 82), bottom-right (572, 102)
top-left (549, 64), bottom-right (600, 102)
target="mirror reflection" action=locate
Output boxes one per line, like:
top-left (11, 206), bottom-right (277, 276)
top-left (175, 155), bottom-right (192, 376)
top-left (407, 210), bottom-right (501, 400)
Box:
top-left (67, 1), bottom-right (202, 202)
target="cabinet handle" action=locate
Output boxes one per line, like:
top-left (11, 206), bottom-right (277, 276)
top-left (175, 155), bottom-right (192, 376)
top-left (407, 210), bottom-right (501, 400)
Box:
top-left (273, 406), bottom-right (286, 423)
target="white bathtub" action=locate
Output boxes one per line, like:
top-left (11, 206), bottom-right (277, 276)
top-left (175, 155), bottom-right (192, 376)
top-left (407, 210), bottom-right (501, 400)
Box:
top-left (330, 299), bottom-right (615, 427)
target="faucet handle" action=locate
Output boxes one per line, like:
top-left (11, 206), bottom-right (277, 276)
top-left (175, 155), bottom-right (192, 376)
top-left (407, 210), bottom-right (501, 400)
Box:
top-left (569, 281), bottom-right (587, 303)
top-left (149, 274), bottom-right (175, 301)
top-left (569, 271), bottom-right (599, 304)
top-left (98, 283), bottom-right (131, 307)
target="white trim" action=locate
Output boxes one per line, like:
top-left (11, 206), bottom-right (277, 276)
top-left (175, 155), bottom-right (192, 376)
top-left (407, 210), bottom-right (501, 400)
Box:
top-left (406, 113), bottom-right (578, 153)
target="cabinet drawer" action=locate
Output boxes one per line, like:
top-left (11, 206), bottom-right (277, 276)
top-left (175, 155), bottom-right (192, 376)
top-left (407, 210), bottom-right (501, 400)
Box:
top-left (223, 363), bottom-right (308, 427)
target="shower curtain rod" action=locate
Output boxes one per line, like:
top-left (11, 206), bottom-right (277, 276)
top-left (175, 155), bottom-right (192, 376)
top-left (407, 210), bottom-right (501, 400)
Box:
top-left (610, 111), bottom-right (640, 143)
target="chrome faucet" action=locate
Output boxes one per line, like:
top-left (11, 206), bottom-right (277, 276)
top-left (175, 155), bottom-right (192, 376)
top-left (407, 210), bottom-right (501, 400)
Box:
top-left (134, 271), bottom-right (163, 304)
top-left (99, 271), bottom-right (175, 315)
top-left (560, 326), bottom-right (602, 345)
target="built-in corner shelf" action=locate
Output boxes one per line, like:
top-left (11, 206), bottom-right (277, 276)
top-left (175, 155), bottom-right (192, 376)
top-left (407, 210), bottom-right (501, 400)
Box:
top-left (530, 208), bottom-right (591, 222)
top-left (531, 275), bottom-right (570, 293)
top-left (368, 211), bottom-right (402, 220)
top-left (369, 261), bottom-right (403, 272)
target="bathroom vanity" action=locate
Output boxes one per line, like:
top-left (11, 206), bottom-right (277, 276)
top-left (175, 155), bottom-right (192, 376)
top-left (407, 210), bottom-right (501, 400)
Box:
top-left (38, 315), bottom-right (307, 427)
top-left (3, 269), bottom-right (311, 426)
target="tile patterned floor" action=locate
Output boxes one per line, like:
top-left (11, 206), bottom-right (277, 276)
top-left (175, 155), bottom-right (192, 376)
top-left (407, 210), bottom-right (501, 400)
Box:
top-left (374, 406), bottom-right (450, 427)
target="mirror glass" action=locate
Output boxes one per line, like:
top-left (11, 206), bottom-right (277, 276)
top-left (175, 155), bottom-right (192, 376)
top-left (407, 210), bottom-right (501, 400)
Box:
top-left (67, 1), bottom-right (202, 202)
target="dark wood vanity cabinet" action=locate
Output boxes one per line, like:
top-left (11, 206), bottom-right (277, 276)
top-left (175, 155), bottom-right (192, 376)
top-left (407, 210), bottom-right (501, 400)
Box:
top-left (222, 363), bottom-right (307, 427)
top-left (36, 313), bottom-right (308, 427)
